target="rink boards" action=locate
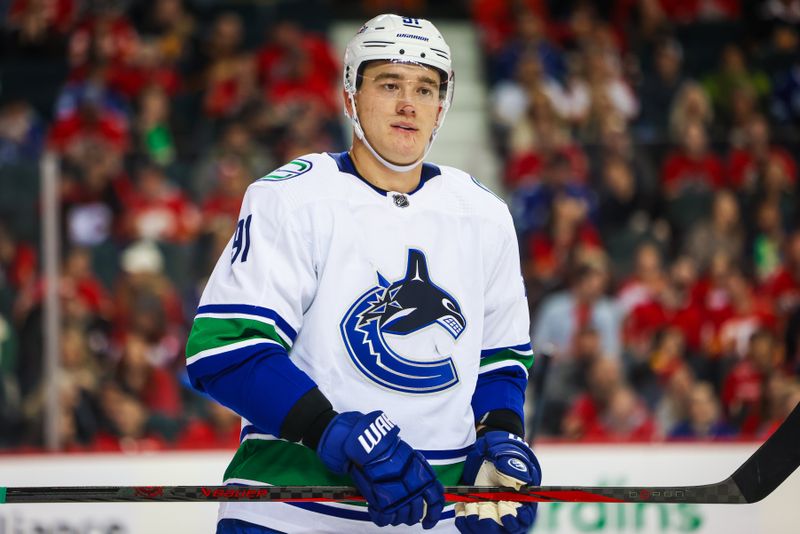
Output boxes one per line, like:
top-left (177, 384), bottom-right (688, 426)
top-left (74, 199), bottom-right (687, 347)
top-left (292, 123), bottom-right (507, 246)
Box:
top-left (1, 443), bottom-right (798, 534)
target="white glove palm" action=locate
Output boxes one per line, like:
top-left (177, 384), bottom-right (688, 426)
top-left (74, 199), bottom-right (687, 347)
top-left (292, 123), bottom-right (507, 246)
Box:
top-left (455, 431), bottom-right (540, 534)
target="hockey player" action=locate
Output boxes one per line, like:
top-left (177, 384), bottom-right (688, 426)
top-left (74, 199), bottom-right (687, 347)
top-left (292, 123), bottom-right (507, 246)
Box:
top-left (186, 13), bottom-right (541, 533)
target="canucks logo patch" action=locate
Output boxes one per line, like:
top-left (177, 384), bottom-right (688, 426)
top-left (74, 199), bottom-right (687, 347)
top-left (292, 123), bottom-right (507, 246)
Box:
top-left (259, 158), bottom-right (312, 181)
top-left (340, 249), bottom-right (465, 394)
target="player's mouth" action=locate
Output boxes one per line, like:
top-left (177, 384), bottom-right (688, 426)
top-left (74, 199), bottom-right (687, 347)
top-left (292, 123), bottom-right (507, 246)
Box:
top-left (391, 122), bottom-right (418, 133)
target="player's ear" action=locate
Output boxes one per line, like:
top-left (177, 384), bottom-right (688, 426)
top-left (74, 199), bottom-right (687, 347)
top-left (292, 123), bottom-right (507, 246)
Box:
top-left (343, 89), bottom-right (354, 116)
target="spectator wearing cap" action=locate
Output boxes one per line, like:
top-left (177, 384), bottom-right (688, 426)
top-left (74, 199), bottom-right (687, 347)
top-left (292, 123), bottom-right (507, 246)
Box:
top-left (112, 240), bottom-right (184, 368)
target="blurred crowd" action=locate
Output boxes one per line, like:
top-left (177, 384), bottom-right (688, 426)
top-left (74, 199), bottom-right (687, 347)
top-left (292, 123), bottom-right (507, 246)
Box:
top-left (0, 0), bottom-right (345, 451)
top-left (1, 0), bottom-right (800, 452)
top-left (474, 0), bottom-right (800, 442)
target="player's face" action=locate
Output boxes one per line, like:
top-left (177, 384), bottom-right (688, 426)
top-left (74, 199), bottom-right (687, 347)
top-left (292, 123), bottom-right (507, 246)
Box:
top-left (353, 61), bottom-right (442, 166)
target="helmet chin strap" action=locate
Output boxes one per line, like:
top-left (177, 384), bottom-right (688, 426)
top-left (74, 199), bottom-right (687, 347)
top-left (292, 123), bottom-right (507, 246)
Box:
top-left (347, 92), bottom-right (438, 174)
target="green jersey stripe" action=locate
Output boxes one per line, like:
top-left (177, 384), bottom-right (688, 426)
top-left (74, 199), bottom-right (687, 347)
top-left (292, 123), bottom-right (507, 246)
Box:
top-left (186, 317), bottom-right (291, 360)
top-left (224, 439), bottom-right (465, 487)
top-left (478, 348), bottom-right (534, 369)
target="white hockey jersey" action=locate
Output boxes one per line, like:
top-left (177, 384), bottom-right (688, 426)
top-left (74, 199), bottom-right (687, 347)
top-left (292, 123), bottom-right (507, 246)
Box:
top-left (186, 152), bottom-right (533, 533)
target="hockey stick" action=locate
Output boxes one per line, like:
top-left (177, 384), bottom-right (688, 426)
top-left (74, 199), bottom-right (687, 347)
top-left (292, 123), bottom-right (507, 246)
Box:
top-left (2, 402), bottom-right (798, 505)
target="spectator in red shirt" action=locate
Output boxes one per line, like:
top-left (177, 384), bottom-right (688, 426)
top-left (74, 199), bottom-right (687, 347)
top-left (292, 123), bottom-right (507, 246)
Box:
top-left (112, 240), bottom-right (185, 366)
top-left (765, 230), bottom-right (800, 318)
top-left (562, 357), bottom-right (625, 440)
top-left (67, 3), bottom-right (139, 79)
top-left (661, 119), bottom-right (725, 197)
top-left (717, 267), bottom-right (778, 360)
top-left (256, 20), bottom-right (339, 117)
top-left (617, 242), bottom-right (666, 318)
top-left (583, 385), bottom-right (657, 442)
top-left (48, 86), bottom-right (130, 159)
top-left (624, 254), bottom-right (705, 356)
top-left (176, 397), bottom-right (240, 450)
top-left (8, 0), bottom-right (78, 36)
top-left (122, 161), bottom-right (200, 243)
top-left (660, 119), bottom-right (725, 241)
top-left (657, 0), bottom-right (741, 23)
top-left (757, 378), bottom-right (800, 438)
top-left (728, 114), bottom-right (797, 192)
top-left (721, 328), bottom-right (785, 434)
top-left (525, 191), bottom-right (602, 299)
top-left (764, 230), bottom-right (800, 368)
top-left (0, 221), bottom-right (37, 292)
top-left (194, 12), bottom-right (257, 119)
top-left (114, 332), bottom-right (182, 419)
top-left (107, 39), bottom-right (181, 101)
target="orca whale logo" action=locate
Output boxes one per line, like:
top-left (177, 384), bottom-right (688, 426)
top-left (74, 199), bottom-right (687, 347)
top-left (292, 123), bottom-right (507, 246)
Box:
top-left (340, 249), bottom-right (465, 393)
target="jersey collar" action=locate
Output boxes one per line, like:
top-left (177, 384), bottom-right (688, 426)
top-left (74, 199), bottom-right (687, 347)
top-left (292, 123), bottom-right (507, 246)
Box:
top-left (327, 151), bottom-right (441, 196)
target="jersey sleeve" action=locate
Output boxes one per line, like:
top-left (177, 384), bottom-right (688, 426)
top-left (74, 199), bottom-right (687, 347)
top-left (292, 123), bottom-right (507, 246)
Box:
top-left (471, 216), bottom-right (533, 427)
top-left (185, 181), bottom-right (320, 438)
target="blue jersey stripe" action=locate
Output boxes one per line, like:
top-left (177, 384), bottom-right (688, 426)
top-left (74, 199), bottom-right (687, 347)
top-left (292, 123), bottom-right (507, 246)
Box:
top-left (187, 342), bottom-right (287, 380)
top-left (196, 304), bottom-right (298, 342)
top-left (480, 342), bottom-right (532, 358)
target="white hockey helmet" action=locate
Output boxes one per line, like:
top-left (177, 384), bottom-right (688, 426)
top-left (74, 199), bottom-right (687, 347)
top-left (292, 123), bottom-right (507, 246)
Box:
top-left (343, 14), bottom-right (454, 172)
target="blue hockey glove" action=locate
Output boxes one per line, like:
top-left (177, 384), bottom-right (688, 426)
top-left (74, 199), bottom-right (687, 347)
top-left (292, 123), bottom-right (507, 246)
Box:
top-left (317, 410), bottom-right (445, 529)
top-left (456, 431), bottom-right (541, 534)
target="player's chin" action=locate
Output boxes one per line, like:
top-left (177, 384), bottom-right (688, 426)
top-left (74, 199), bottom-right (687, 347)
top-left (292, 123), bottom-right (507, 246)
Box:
top-left (386, 142), bottom-right (424, 164)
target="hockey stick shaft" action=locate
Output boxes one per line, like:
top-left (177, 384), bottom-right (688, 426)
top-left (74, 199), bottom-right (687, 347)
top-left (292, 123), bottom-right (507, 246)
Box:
top-left (0, 483), bottom-right (741, 504)
top-left (3, 403), bottom-right (797, 506)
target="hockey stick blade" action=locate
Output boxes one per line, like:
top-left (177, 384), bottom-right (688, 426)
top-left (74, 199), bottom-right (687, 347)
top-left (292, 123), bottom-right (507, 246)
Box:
top-left (2, 403), bottom-right (798, 505)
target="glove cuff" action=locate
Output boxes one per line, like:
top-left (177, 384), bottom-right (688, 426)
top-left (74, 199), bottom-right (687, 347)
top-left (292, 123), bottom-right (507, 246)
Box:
top-left (477, 409), bottom-right (524, 438)
top-left (317, 411), bottom-right (401, 474)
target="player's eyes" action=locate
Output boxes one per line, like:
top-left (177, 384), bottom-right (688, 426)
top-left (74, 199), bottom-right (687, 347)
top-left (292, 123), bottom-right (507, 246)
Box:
top-left (381, 82), bottom-right (400, 92)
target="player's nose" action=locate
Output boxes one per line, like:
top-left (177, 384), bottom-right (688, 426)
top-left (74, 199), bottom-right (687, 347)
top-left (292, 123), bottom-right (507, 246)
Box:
top-left (396, 101), bottom-right (416, 116)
